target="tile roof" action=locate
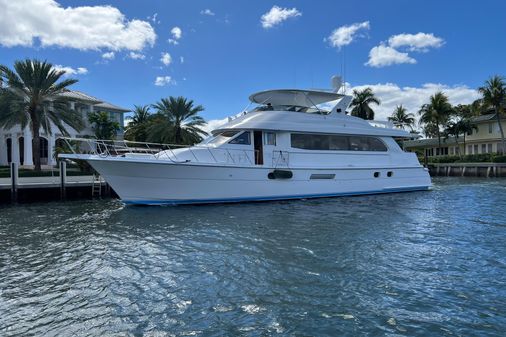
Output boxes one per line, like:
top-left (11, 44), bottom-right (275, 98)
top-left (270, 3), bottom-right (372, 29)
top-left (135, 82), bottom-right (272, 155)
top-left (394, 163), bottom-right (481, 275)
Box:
top-left (94, 102), bottom-right (130, 113)
top-left (60, 90), bottom-right (102, 103)
top-left (403, 137), bottom-right (457, 148)
top-left (60, 90), bottom-right (129, 113)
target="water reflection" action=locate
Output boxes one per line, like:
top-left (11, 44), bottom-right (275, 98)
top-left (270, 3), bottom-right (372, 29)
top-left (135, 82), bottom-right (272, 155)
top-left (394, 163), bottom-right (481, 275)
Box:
top-left (0, 178), bottom-right (505, 336)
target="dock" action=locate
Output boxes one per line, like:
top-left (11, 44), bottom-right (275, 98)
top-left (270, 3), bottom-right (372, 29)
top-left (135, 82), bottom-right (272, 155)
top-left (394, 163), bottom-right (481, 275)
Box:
top-left (0, 162), bottom-right (114, 203)
top-left (429, 163), bottom-right (506, 177)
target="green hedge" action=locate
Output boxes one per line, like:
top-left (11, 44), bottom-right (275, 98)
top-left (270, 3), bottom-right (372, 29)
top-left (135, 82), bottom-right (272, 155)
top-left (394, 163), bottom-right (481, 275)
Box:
top-left (428, 153), bottom-right (506, 163)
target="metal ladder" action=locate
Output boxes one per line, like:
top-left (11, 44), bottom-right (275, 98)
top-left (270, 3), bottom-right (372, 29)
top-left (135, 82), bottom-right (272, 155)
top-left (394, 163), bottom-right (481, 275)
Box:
top-left (91, 174), bottom-right (102, 198)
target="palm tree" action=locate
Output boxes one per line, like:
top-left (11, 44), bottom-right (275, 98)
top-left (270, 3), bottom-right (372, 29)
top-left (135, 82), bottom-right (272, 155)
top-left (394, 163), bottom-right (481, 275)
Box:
top-left (124, 105), bottom-right (151, 142)
top-left (444, 119), bottom-right (477, 157)
top-left (0, 59), bottom-right (84, 170)
top-left (148, 96), bottom-right (208, 144)
top-left (418, 91), bottom-right (454, 148)
top-left (388, 105), bottom-right (415, 130)
top-left (479, 75), bottom-right (506, 154)
top-left (88, 111), bottom-right (120, 140)
top-left (350, 88), bottom-right (380, 120)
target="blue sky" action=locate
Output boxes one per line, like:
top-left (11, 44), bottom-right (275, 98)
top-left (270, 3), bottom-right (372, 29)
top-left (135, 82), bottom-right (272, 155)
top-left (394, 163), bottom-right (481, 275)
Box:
top-left (0, 0), bottom-right (505, 126)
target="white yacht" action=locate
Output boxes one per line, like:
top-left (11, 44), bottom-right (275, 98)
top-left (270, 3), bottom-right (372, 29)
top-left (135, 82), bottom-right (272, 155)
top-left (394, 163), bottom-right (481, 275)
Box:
top-left (61, 80), bottom-right (431, 205)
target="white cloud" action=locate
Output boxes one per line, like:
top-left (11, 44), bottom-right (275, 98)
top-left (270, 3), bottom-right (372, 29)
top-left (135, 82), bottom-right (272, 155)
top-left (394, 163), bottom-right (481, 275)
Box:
top-left (154, 76), bottom-right (175, 86)
top-left (0, 0), bottom-right (156, 51)
top-left (128, 51), bottom-right (145, 60)
top-left (326, 21), bottom-right (370, 49)
top-left (101, 51), bottom-right (115, 60)
top-left (180, 56), bottom-right (184, 64)
top-left (202, 117), bottom-right (229, 133)
top-left (366, 44), bottom-right (416, 67)
top-left (160, 52), bottom-right (172, 66)
top-left (388, 33), bottom-right (444, 52)
top-left (200, 9), bottom-right (215, 16)
top-left (366, 32), bottom-right (444, 68)
top-left (345, 82), bottom-right (480, 122)
top-left (52, 65), bottom-right (88, 76)
top-left (169, 26), bottom-right (182, 45)
top-left (148, 13), bottom-right (160, 24)
top-left (260, 6), bottom-right (301, 29)
top-left (171, 26), bottom-right (182, 39)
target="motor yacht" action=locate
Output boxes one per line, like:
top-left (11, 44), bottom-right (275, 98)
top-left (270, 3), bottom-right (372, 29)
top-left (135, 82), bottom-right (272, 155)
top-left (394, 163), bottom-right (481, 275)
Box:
top-left (61, 79), bottom-right (431, 205)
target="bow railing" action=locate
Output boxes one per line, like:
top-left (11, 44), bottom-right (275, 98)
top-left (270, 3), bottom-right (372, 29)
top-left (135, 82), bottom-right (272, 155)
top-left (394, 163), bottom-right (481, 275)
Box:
top-left (58, 137), bottom-right (256, 165)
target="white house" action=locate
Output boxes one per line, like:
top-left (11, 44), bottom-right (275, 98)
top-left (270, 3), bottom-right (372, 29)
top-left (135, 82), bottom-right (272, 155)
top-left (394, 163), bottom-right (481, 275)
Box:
top-left (0, 90), bottom-right (129, 168)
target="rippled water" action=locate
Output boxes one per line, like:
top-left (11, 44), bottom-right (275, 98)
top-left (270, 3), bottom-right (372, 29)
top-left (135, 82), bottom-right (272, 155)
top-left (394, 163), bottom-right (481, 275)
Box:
top-left (1, 177), bottom-right (505, 336)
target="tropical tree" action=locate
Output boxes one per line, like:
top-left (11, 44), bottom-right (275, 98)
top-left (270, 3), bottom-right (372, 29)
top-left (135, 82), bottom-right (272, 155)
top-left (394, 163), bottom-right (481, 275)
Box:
top-left (148, 96), bottom-right (208, 144)
top-left (350, 88), bottom-right (380, 120)
top-left (88, 111), bottom-right (120, 140)
top-left (418, 91), bottom-right (454, 148)
top-left (388, 105), bottom-right (415, 130)
top-left (479, 75), bottom-right (506, 154)
top-left (444, 119), bottom-right (477, 157)
top-left (454, 100), bottom-right (485, 119)
top-left (124, 105), bottom-right (151, 142)
top-left (0, 59), bottom-right (84, 171)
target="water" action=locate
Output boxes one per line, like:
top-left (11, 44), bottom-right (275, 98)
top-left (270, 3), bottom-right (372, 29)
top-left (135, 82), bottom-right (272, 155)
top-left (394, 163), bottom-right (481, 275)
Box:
top-left (0, 178), bottom-right (505, 336)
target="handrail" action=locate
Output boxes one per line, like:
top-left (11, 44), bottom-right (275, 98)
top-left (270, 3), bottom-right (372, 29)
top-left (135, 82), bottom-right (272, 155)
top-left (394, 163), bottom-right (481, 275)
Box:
top-left (58, 137), bottom-right (258, 166)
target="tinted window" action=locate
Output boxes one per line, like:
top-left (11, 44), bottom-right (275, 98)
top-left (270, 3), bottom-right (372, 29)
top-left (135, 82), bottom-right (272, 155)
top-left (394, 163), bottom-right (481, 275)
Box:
top-left (290, 133), bottom-right (387, 151)
top-left (206, 131), bottom-right (239, 146)
top-left (229, 131), bottom-right (251, 145)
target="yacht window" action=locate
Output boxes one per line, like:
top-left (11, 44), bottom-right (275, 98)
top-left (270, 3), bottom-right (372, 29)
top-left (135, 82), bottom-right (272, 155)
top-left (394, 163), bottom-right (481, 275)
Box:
top-left (367, 137), bottom-right (388, 151)
top-left (290, 133), bottom-right (387, 151)
top-left (329, 135), bottom-right (349, 150)
top-left (206, 131), bottom-right (239, 146)
top-left (229, 131), bottom-right (251, 145)
top-left (264, 132), bottom-right (276, 146)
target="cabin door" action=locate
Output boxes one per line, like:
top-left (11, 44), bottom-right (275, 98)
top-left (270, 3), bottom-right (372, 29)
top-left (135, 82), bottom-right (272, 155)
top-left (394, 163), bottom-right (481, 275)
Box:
top-left (253, 131), bottom-right (263, 165)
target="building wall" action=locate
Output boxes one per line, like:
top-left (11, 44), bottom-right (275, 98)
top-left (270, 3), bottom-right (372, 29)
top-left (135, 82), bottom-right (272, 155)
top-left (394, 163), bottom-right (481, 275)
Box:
top-left (466, 120), bottom-right (506, 141)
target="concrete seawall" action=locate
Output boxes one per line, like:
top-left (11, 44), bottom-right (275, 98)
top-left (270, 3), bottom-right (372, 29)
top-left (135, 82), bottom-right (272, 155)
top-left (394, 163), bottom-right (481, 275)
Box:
top-left (429, 163), bottom-right (506, 177)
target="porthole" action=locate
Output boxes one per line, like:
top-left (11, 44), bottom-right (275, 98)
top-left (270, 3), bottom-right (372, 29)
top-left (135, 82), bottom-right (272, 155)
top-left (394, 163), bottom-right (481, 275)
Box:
top-left (387, 171), bottom-right (393, 177)
top-left (374, 172), bottom-right (380, 178)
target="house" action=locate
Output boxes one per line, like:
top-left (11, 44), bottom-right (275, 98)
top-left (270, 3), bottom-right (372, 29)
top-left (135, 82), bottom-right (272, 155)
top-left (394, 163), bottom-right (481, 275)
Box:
top-left (404, 114), bottom-right (506, 157)
top-left (0, 90), bottom-right (129, 167)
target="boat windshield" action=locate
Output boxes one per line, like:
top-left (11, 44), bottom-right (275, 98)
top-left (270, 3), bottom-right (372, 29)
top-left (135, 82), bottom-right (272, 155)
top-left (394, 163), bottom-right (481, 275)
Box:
top-left (200, 131), bottom-right (240, 146)
top-left (250, 104), bottom-right (329, 114)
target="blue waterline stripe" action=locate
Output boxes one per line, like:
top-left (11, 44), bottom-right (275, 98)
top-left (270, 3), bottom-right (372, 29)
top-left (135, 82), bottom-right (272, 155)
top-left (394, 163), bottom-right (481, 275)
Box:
top-left (123, 186), bottom-right (430, 205)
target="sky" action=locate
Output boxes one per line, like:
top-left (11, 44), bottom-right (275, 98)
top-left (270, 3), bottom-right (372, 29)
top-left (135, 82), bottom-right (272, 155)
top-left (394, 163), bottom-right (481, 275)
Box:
top-left (0, 0), bottom-right (505, 130)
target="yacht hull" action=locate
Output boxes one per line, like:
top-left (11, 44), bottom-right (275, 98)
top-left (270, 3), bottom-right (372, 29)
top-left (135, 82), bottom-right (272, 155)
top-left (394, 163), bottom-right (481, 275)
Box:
top-left (79, 156), bottom-right (431, 205)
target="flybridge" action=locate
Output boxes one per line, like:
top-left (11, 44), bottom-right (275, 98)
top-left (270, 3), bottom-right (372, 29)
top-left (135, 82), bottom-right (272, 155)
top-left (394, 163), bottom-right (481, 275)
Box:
top-left (249, 89), bottom-right (352, 115)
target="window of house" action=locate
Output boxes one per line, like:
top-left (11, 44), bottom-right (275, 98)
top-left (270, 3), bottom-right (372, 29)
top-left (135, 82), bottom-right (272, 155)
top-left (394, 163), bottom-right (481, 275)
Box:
top-left (489, 123), bottom-right (493, 134)
top-left (290, 134), bottom-right (387, 151)
top-left (482, 144), bottom-right (487, 153)
top-left (488, 144), bottom-right (493, 153)
top-left (468, 145), bottom-right (473, 154)
top-left (229, 131), bottom-right (251, 145)
top-left (264, 132), bottom-right (276, 146)
top-left (449, 147), bottom-right (454, 155)
top-left (474, 144), bottom-right (479, 154)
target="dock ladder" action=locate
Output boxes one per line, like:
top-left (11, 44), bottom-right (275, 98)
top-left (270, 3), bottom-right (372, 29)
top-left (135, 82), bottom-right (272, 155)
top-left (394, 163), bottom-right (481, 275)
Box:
top-left (91, 174), bottom-right (103, 198)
